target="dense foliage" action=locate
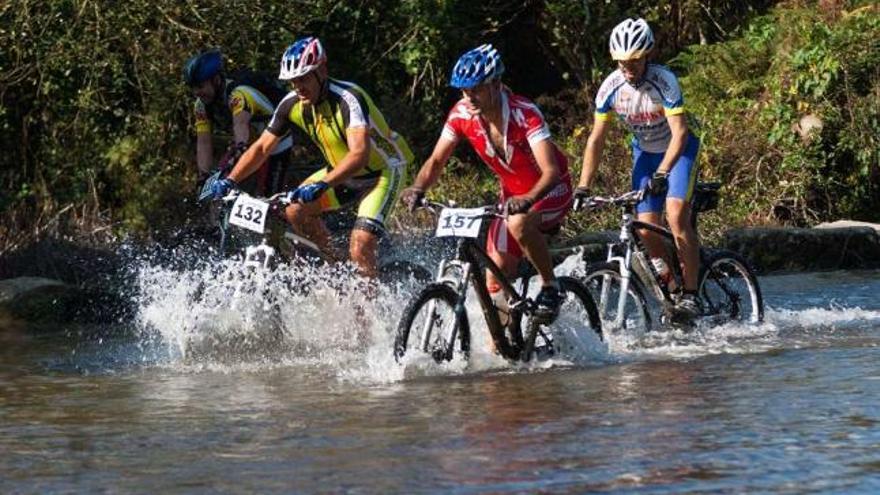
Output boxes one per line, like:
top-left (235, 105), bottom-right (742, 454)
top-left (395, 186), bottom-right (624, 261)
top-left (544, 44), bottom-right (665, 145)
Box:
top-left (0, 0), bottom-right (877, 251)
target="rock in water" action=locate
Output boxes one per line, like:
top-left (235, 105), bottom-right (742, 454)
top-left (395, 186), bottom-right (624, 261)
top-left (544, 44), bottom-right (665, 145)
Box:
top-left (0, 277), bottom-right (85, 324)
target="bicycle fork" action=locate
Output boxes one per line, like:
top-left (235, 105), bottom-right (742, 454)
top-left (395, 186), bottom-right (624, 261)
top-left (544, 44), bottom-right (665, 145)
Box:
top-left (602, 242), bottom-right (635, 330)
top-left (418, 258), bottom-right (471, 357)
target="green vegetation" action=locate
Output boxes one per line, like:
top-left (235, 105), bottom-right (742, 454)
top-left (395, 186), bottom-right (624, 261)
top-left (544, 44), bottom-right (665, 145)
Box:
top-left (1, 0), bottom-right (878, 253)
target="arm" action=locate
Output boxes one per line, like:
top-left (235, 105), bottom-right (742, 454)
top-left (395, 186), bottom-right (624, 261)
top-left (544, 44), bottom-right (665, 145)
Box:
top-left (227, 130), bottom-right (281, 183)
top-left (523, 139), bottom-right (562, 202)
top-left (577, 117), bottom-right (611, 189)
top-left (231, 110), bottom-right (252, 146)
top-left (319, 127), bottom-right (370, 186)
top-left (196, 132), bottom-right (213, 176)
top-left (656, 114), bottom-right (688, 174)
top-left (411, 137), bottom-right (457, 192)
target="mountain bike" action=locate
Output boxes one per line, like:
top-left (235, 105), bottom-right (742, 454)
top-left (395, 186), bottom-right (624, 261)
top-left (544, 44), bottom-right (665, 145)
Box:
top-left (394, 200), bottom-right (602, 365)
top-left (574, 183), bottom-right (763, 336)
top-left (199, 171), bottom-right (430, 284)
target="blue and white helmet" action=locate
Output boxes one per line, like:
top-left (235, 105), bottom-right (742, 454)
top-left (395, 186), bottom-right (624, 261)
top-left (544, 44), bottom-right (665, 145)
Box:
top-left (279, 36), bottom-right (327, 80)
top-left (449, 44), bottom-right (505, 89)
top-left (609, 18), bottom-right (655, 61)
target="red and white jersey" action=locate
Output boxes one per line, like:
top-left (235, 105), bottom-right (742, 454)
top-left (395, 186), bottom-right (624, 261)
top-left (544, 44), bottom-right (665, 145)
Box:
top-left (440, 89), bottom-right (570, 197)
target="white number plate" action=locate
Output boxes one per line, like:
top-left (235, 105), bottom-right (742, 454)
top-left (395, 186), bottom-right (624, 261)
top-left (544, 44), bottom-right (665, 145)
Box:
top-left (435, 207), bottom-right (485, 238)
top-left (228, 194), bottom-right (270, 234)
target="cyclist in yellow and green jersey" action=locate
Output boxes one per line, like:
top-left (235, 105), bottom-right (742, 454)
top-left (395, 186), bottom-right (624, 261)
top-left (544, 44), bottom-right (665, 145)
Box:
top-left (215, 37), bottom-right (414, 277)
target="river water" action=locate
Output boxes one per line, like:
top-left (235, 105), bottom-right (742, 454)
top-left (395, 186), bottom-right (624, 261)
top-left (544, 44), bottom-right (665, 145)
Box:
top-left (2, 263), bottom-right (880, 493)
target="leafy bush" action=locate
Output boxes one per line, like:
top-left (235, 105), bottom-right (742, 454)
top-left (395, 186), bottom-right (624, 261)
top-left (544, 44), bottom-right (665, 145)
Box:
top-left (1, 0), bottom-right (876, 252)
top-left (673, 3), bottom-right (880, 227)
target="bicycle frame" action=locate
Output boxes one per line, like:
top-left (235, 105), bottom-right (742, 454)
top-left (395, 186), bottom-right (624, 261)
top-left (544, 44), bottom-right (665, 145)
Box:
top-left (597, 199), bottom-right (687, 329)
top-left (424, 229), bottom-right (538, 361)
top-left (217, 193), bottom-right (328, 271)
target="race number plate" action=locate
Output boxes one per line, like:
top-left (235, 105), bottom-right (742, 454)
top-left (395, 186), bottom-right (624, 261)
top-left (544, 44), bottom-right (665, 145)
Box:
top-left (435, 207), bottom-right (485, 238)
top-left (228, 194), bottom-right (270, 234)
top-left (198, 170), bottom-right (221, 202)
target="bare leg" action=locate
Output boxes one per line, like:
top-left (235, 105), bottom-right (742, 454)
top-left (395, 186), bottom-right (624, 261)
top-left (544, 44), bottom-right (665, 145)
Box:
top-left (636, 211), bottom-right (666, 260)
top-left (665, 198), bottom-right (699, 291)
top-left (349, 228), bottom-right (379, 279)
top-left (506, 211), bottom-right (555, 286)
top-left (284, 201), bottom-right (333, 256)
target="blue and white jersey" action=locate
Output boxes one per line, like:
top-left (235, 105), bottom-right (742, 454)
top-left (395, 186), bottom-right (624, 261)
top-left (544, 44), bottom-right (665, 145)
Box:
top-left (594, 64), bottom-right (685, 153)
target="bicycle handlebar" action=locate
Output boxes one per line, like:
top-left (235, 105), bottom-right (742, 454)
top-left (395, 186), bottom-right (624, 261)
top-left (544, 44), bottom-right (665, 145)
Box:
top-left (577, 189), bottom-right (645, 211)
top-left (416, 198), bottom-right (505, 219)
top-left (220, 189), bottom-right (292, 207)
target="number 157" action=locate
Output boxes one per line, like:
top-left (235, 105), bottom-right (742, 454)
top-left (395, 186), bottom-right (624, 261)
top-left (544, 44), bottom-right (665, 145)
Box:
top-left (442, 215), bottom-right (478, 229)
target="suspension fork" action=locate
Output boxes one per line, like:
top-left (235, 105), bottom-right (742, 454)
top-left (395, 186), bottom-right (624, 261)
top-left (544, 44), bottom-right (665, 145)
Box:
top-left (598, 215), bottom-right (636, 329)
top-left (418, 244), bottom-right (472, 354)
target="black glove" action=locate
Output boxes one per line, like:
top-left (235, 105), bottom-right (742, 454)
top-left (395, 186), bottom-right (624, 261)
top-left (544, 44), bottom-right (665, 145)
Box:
top-left (504, 196), bottom-right (534, 215)
top-left (401, 187), bottom-right (425, 212)
top-left (572, 186), bottom-right (591, 211)
top-left (647, 172), bottom-right (669, 196)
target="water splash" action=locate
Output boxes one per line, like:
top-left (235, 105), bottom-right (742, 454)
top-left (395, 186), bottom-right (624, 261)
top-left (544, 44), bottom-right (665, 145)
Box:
top-left (128, 243), bottom-right (880, 383)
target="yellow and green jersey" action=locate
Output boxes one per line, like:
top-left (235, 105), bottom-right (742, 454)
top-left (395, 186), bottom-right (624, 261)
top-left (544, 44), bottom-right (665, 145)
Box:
top-left (266, 78), bottom-right (413, 176)
top-left (194, 82), bottom-right (292, 154)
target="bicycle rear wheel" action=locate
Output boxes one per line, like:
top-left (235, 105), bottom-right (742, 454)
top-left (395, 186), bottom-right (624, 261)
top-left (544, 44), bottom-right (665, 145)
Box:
top-left (699, 250), bottom-right (764, 325)
top-left (581, 262), bottom-right (652, 336)
top-left (394, 283), bottom-right (470, 364)
top-left (522, 276), bottom-right (603, 362)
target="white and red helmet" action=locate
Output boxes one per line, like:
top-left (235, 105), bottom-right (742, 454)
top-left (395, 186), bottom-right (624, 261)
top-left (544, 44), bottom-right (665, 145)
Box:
top-left (279, 36), bottom-right (326, 80)
top-left (609, 18), bottom-right (655, 61)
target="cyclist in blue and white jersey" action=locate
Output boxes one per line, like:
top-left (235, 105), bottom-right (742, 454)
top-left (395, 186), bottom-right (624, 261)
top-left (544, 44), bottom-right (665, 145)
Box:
top-left (574, 18), bottom-right (701, 315)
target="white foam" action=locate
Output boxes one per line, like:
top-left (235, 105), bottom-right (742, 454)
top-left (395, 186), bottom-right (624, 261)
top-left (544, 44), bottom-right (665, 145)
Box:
top-left (131, 252), bottom-right (880, 383)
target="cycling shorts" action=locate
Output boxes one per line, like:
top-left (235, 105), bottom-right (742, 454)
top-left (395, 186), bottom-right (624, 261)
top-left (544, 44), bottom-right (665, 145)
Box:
top-left (302, 165), bottom-right (403, 236)
top-left (487, 181), bottom-right (572, 259)
top-left (632, 133), bottom-right (700, 214)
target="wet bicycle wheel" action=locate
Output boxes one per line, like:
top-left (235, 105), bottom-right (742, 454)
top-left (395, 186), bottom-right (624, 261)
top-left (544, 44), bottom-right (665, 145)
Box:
top-left (699, 250), bottom-right (764, 325)
top-left (394, 283), bottom-right (470, 364)
top-left (522, 276), bottom-right (603, 362)
top-left (581, 262), bottom-right (652, 336)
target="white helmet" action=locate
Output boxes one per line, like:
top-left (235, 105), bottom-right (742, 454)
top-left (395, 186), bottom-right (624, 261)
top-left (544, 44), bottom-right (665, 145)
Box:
top-left (609, 18), bottom-right (654, 61)
top-left (279, 36), bottom-right (327, 80)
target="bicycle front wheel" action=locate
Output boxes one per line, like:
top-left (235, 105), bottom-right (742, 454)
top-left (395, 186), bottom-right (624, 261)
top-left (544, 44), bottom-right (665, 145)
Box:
top-left (581, 262), bottom-right (652, 336)
top-left (394, 283), bottom-right (470, 364)
top-left (522, 276), bottom-right (603, 362)
top-left (699, 250), bottom-right (764, 325)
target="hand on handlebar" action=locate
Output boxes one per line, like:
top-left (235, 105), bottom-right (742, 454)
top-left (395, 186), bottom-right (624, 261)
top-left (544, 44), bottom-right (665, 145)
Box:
top-left (286, 181), bottom-right (329, 204)
top-left (572, 186), bottom-right (592, 211)
top-left (503, 195), bottom-right (533, 216)
top-left (647, 171), bottom-right (669, 196)
top-left (211, 177), bottom-right (238, 199)
top-left (400, 187), bottom-right (425, 212)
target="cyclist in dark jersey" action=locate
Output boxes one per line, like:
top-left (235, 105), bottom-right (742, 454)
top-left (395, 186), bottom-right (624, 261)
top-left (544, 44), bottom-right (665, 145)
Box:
top-left (213, 37), bottom-right (414, 277)
top-left (184, 49), bottom-right (293, 195)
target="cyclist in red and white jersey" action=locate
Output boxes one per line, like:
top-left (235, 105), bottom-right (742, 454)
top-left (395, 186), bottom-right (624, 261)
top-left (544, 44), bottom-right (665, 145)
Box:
top-left (402, 44), bottom-right (573, 320)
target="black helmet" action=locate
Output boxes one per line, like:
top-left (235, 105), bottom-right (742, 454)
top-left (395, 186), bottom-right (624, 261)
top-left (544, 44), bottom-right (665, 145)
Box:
top-left (183, 49), bottom-right (223, 86)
